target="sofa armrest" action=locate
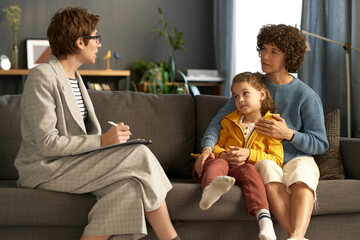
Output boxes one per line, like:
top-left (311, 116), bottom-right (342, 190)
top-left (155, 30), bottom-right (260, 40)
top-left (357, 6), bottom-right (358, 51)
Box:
top-left (340, 137), bottom-right (360, 180)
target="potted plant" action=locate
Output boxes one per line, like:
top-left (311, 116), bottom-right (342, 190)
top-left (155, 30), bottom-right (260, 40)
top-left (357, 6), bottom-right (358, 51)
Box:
top-left (132, 8), bottom-right (189, 94)
top-left (3, 5), bottom-right (21, 69)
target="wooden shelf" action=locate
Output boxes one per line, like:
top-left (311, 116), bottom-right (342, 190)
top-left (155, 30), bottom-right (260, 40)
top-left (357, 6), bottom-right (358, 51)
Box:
top-left (138, 82), bottom-right (188, 94)
top-left (0, 69), bottom-right (130, 76)
top-left (0, 69), bottom-right (30, 75)
top-left (80, 69), bottom-right (130, 76)
top-left (0, 69), bottom-right (130, 93)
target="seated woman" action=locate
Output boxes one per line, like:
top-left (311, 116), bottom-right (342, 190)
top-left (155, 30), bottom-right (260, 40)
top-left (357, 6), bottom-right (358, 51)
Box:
top-left (197, 24), bottom-right (329, 240)
top-left (14, 6), bottom-right (180, 240)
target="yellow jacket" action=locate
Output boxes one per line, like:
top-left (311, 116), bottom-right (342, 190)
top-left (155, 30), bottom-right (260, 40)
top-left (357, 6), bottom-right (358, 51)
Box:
top-left (213, 110), bottom-right (284, 167)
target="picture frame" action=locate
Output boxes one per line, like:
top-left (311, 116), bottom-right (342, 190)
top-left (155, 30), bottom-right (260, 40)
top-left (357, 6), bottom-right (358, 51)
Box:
top-left (26, 39), bottom-right (51, 69)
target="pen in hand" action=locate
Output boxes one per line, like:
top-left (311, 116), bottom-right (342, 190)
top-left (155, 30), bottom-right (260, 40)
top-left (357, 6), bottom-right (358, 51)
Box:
top-left (108, 121), bottom-right (118, 127)
top-left (108, 121), bottom-right (132, 136)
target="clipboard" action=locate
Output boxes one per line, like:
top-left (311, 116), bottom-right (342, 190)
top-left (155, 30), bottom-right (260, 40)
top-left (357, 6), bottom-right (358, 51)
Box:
top-left (72, 138), bottom-right (152, 155)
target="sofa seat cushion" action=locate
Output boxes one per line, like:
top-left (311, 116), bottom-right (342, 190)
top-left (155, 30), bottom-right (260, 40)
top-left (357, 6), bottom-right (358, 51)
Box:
top-left (314, 179), bottom-right (360, 215)
top-left (166, 182), bottom-right (253, 221)
top-left (0, 188), bottom-right (95, 226)
top-left (167, 180), bottom-right (360, 221)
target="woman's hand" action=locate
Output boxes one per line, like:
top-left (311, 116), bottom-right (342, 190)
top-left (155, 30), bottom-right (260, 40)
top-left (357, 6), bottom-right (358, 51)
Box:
top-left (255, 114), bottom-right (294, 140)
top-left (195, 149), bottom-right (215, 177)
top-left (101, 122), bottom-right (132, 147)
top-left (220, 146), bottom-right (249, 167)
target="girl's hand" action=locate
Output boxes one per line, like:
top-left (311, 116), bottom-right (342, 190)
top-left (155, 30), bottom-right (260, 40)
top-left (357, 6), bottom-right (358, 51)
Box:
top-left (101, 122), bottom-right (131, 147)
top-left (195, 149), bottom-right (215, 177)
top-left (255, 115), bottom-right (294, 140)
top-left (221, 146), bottom-right (249, 167)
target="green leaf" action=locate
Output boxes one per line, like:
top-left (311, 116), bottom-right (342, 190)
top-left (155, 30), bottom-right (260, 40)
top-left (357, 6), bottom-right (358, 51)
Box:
top-left (150, 7), bottom-right (186, 56)
top-left (130, 81), bottom-right (138, 92)
top-left (177, 70), bottom-right (189, 94)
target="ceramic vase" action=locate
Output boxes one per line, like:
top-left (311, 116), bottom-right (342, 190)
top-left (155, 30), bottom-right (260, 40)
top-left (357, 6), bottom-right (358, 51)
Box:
top-left (11, 43), bottom-right (18, 69)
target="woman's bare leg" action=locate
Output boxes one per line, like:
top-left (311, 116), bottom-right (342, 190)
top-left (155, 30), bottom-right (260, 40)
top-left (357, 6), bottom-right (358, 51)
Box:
top-left (145, 200), bottom-right (178, 240)
top-left (288, 183), bottom-right (314, 239)
top-left (266, 182), bottom-right (292, 235)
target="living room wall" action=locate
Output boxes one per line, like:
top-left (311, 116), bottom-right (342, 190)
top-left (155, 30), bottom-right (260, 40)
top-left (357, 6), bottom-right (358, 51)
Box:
top-left (0, 0), bottom-right (215, 94)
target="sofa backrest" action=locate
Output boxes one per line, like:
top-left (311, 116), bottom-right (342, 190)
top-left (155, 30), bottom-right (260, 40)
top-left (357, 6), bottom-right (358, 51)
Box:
top-left (89, 91), bottom-right (196, 178)
top-left (0, 94), bottom-right (22, 180)
top-left (194, 95), bottom-right (229, 153)
top-left (0, 91), bottom-right (231, 181)
top-left (90, 92), bottom-right (231, 179)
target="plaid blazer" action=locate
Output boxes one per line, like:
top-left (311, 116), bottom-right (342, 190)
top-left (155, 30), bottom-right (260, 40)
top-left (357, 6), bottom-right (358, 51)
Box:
top-left (15, 55), bottom-right (102, 188)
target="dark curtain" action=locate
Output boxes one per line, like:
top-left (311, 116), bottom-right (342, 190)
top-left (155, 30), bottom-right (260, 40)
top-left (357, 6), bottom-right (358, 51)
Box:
top-left (213, 0), bottom-right (235, 97)
top-left (299, 0), bottom-right (360, 137)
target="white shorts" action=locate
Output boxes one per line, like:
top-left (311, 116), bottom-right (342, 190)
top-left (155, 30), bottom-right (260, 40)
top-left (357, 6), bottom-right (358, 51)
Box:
top-left (254, 156), bottom-right (320, 199)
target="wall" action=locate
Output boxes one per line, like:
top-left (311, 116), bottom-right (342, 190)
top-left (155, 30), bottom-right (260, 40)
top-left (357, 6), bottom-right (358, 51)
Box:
top-left (0, 0), bottom-right (215, 94)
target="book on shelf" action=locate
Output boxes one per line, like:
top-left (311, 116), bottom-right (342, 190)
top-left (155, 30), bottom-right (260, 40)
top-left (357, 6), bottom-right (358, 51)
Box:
top-left (86, 82), bottom-right (112, 91)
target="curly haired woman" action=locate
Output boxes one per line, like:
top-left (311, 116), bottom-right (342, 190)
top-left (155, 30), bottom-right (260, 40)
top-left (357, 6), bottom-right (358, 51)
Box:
top-left (197, 24), bottom-right (329, 240)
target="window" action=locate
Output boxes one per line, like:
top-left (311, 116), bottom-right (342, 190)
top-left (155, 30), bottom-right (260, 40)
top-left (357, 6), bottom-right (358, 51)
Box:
top-left (234, 0), bottom-right (303, 74)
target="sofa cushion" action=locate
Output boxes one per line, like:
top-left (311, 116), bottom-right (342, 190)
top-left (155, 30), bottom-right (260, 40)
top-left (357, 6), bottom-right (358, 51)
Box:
top-left (0, 94), bottom-right (22, 180)
top-left (314, 179), bottom-right (360, 215)
top-left (340, 138), bottom-right (360, 179)
top-left (195, 95), bottom-right (229, 152)
top-left (0, 188), bottom-right (95, 226)
top-left (89, 91), bottom-right (195, 179)
top-left (314, 109), bottom-right (345, 180)
top-left (167, 182), bottom-right (252, 221)
top-left (166, 179), bottom-right (360, 221)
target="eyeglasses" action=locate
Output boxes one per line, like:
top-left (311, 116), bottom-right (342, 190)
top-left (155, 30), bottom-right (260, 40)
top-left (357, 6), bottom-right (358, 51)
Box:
top-left (82, 35), bottom-right (102, 44)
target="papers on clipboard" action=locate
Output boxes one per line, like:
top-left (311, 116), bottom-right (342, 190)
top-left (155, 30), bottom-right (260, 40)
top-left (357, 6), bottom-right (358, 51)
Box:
top-left (72, 139), bottom-right (152, 155)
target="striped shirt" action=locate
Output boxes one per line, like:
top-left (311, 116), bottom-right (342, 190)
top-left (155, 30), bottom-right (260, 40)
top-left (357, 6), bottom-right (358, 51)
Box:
top-left (69, 78), bottom-right (88, 119)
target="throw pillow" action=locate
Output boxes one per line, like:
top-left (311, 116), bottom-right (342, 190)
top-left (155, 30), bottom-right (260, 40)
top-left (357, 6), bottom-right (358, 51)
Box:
top-left (314, 109), bottom-right (345, 180)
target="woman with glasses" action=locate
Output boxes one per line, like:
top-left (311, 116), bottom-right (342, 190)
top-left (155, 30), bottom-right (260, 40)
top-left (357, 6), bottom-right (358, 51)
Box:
top-left (15, 6), bottom-right (180, 240)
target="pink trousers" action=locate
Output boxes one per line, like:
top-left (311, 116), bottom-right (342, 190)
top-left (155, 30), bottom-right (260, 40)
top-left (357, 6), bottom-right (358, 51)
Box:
top-left (193, 158), bottom-right (269, 216)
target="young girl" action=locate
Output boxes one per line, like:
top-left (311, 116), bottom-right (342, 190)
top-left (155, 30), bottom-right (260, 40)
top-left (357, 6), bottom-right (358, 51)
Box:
top-left (193, 72), bottom-right (283, 240)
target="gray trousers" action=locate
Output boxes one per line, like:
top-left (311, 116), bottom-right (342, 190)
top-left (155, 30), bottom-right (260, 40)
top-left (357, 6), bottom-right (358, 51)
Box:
top-left (37, 144), bottom-right (172, 239)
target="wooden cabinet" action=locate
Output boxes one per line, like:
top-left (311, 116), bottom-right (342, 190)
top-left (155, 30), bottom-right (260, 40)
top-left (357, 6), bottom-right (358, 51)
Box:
top-left (0, 69), bottom-right (130, 94)
top-left (187, 79), bottom-right (223, 96)
top-left (189, 82), bottom-right (222, 95)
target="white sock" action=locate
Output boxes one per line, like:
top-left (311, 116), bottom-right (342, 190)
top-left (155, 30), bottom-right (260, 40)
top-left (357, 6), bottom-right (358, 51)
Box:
top-left (199, 176), bottom-right (235, 210)
top-left (256, 209), bottom-right (276, 240)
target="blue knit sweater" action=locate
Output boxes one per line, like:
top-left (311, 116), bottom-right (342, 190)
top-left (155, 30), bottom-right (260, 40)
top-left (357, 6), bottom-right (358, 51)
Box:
top-left (201, 76), bottom-right (329, 163)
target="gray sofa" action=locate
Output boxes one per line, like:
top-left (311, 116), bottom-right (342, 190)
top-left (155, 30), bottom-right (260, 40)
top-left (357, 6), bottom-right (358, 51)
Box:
top-left (0, 90), bottom-right (360, 240)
